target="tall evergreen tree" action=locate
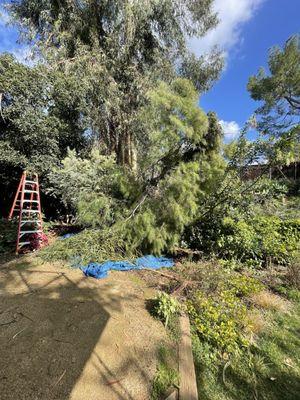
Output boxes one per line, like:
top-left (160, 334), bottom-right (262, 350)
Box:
top-left (8, 0), bottom-right (224, 169)
top-left (248, 35), bottom-right (300, 164)
top-left (124, 78), bottom-right (224, 253)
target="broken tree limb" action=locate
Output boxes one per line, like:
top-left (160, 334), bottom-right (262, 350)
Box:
top-left (172, 280), bottom-right (197, 296)
top-left (125, 194), bottom-right (148, 221)
top-left (142, 268), bottom-right (181, 282)
top-left (0, 93), bottom-right (5, 121)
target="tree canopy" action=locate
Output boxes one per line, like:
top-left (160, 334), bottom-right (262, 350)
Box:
top-left (6, 0), bottom-right (223, 169)
top-left (248, 35), bottom-right (300, 164)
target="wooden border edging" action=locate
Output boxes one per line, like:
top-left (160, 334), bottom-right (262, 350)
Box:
top-left (179, 314), bottom-right (198, 400)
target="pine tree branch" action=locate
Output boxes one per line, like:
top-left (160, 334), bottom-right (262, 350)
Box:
top-left (125, 194), bottom-right (148, 221)
top-left (284, 96), bottom-right (300, 110)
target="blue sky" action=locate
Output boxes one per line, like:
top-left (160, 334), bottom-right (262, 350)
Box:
top-left (194, 0), bottom-right (300, 140)
top-left (0, 1), bottom-right (29, 61)
top-left (0, 0), bottom-right (299, 141)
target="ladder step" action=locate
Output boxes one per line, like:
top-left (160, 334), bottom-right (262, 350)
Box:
top-left (20, 224), bottom-right (41, 228)
top-left (21, 210), bottom-right (40, 213)
top-left (24, 190), bottom-right (38, 194)
top-left (25, 180), bottom-right (37, 184)
top-left (21, 220), bottom-right (41, 224)
top-left (20, 230), bottom-right (42, 236)
top-left (23, 200), bottom-right (39, 203)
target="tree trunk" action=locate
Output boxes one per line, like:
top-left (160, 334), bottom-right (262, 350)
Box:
top-left (116, 131), bottom-right (137, 172)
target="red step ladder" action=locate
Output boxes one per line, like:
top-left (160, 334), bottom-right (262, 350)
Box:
top-left (8, 171), bottom-right (43, 254)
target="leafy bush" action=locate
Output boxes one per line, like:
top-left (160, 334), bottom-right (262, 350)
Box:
top-left (279, 287), bottom-right (300, 301)
top-left (186, 214), bottom-right (300, 266)
top-left (154, 292), bottom-right (181, 328)
top-left (47, 148), bottom-right (129, 227)
top-left (187, 274), bottom-right (264, 353)
top-left (187, 290), bottom-right (249, 353)
top-left (253, 217), bottom-right (300, 265)
top-left (227, 275), bottom-right (263, 297)
top-left (217, 218), bottom-right (257, 261)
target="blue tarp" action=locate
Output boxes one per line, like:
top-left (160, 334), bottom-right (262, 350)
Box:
top-left (59, 233), bottom-right (77, 240)
top-left (81, 255), bottom-right (174, 279)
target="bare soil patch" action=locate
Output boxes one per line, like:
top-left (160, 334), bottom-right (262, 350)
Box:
top-left (0, 256), bottom-right (169, 400)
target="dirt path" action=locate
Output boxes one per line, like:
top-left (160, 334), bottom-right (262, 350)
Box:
top-left (0, 256), bottom-right (168, 400)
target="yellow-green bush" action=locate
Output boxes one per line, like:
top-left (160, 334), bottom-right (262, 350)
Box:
top-left (187, 275), bottom-right (264, 353)
top-left (187, 290), bottom-right (249, 353)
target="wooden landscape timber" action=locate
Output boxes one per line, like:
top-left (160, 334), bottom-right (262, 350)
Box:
top-left (179, 314), bottom-right (198, 400)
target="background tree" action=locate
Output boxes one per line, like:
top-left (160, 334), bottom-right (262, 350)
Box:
top-left (124, 79), bottom-right (224, 253)
top-left (0, 54), bottom-right (89, 213)
top-left (248, 35), bottom-right (300, 164)
top-left (8, 0), bottom-right (224, 169)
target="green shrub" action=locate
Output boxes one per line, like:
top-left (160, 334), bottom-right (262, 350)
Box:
top-left (276, 286), bottom-right (300, 301)
top-left (253, 217), bottom-right (300, 265)
top-left (217, 217), bottom-right (257, 261)
top-left (186, 214), bottom-right (300, 266)
top-left (187, 290), bottom-right (249, 353)
top-left (187, 274), bottom-right (264, 353)
top-left (47, 148), bottom-right (130, 227)
top-left (154, 292), bottom-right (181, 328)
top-left (227, 274), bottom-right (264, 297)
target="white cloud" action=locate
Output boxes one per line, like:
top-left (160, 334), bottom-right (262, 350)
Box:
top-left (0, 8), bottom-right (10, 25)
top-left (220, 120), bottom-right (240, 141)
top-left (0, 6), bottom-right (36, 66)
top-left (12, 46), bottom-right (35, 65)
top-left (189, 0), bottom-right (265, 58)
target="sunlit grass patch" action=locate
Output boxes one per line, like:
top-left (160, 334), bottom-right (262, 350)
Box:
top-left (251, 290), bottom-right (290, 312)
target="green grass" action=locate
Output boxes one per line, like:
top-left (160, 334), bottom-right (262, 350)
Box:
top-left (128, 273), bottom-right (145, 286)
top-left (193, 298), bottom-right (300, 400)
top-left (151, 344), bottom-right (179, 400)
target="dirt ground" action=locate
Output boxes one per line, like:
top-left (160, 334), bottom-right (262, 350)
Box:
top-left (0, 255), bottom-right (170, 400)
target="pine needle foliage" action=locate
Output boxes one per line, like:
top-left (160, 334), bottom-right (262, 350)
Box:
top-left (40, 226), bottom-right (133, 265)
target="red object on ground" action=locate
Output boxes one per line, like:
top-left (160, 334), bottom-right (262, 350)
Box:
top-left (30, 232), bottom-right (49, 250)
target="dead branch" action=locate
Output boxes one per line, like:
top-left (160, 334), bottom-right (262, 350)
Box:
top-left (0, 93), bottom-right (5, 121)
top-left (105, 378), bottom-right (124, 386)
top-left (172, 280), bottom-right (196, 295)
top-left (142, 268), bottom-right (181, 282)
top-left (222, 360), bottom-right (231, 385)
top-left (12, 327), bottom-right (26, 339)
top-left (125, 194), bottom-right (148, 221)
top-left (51, 370), bottom-right (66, 387)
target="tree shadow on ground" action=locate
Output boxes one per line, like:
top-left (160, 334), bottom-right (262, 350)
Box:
top-left (0, 258), bottom-right (155, 400)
